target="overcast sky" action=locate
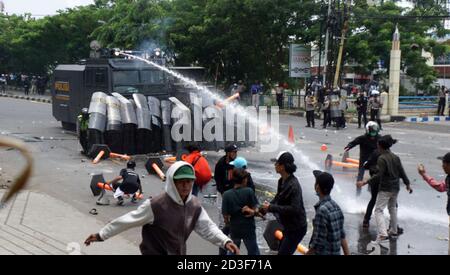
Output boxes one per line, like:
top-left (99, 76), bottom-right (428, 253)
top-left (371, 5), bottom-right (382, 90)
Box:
top-left (2, 0), bottom-right (94, 16)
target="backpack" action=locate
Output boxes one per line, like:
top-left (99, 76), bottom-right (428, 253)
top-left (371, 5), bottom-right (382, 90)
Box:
top-left (186, 153), bottom-right (212, 187)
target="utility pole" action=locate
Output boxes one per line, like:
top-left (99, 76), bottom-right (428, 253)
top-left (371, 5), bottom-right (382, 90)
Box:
top-left (323, 0), bottom-right (332, 87)
top-left (332, 0), bottom-right (349, 89)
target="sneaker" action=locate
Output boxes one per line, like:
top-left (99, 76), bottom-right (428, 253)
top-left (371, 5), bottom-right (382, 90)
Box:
top-left (117, 196), bottom-right (124, 206)
top-left (389, 233), bottom-right (399, 240)
top-left (131, 195), bottom-right (137, 204)
top-left (397, 226), bottom-right (404, 235)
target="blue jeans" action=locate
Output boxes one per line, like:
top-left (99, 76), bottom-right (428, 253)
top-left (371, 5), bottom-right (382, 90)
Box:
top-left (230, 236), bottom-right (260, 255)
top-left (288, 96), bottom-right (293, 108)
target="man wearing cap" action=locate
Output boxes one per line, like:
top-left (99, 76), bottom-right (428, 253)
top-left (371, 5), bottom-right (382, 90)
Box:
top-left (84, 161), bottom-right (239, 255)
top-left (215, 144), bottom-right (238, 195)
top-left (229, 156), bottom-right (255, 191)
top-left (307, 170), bottom-right (349, 255)
top-left (417, 152), bottom-right (450, 255)
top-left (214, 143), bottom-right (238, 255)
top-left (257, 151), bottom-right (307, 255)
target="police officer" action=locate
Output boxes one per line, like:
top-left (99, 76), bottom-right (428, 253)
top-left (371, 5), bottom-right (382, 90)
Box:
top-left (356, 90), bottom-right (368, 129)
top-left (77, 108), bottom-right (89, 154)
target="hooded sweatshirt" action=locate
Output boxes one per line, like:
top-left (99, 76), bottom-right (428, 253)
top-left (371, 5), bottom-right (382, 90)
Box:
top-left (99, 161), bottom-right (231, 255)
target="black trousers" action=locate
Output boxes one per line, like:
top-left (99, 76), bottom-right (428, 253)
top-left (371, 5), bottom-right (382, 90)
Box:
top-left (306, 110), bottom-right (315, 127)
top-left (278, 227), bottom-right (307, 255)
top-left (437, 98), bottom-right (446, 116)
top-left (276, 95), bottom-right (283, 109)
top-left (370, 109), bottom-right (381, 129)
top-left (79, 131), bottom-right (88, 154)
top-left (358, 110), bottom-right (367, 128)
top-left (322, 110), bottom-right (331, 127)
top-left (364, 183), bottom-right (379, 222)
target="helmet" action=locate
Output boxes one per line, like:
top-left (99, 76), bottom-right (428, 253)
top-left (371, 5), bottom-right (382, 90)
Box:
top-left (127, 160), bottom-right (136, 169)
top-left (366, 121), bottom-right (380, 137)
top-left (229, 157), bottom-right (248, 169)
top-left (81, 108), bottom-right (89, 114)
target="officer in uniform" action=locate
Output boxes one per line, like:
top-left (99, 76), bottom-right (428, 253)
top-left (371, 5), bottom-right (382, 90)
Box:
top-left (77, 108), bottom-right (90, 154)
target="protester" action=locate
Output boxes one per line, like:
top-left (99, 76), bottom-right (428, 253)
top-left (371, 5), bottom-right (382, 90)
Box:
top-left (357, 135), bottom-right (412, 243)
top-left (84, 161), bottom-right (240, 255)
top-left (258, 151), bottom-right (307, 255)
top-left (214, 143), bottom-right (238, 255)
top-left (417, 152), bottom-right (450, 255)
top-left (360, 142), bottom-right (404, 234)
top-left (229, 156), bottom-right (255, 191)
top-left (108, 160), bottom-right (142, 205)
top-left (222, 168), bottom-right (260, 255)
top-left (345, 121), bottom-right (381, 195)
top-left (307, 170), bottom-right (349, 255)
top-left (184, 142), bottom-right (212, 196)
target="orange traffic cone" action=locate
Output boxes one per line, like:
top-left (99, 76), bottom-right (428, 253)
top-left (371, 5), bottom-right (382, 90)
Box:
top-left (288, 125), bottom-right (295, 144)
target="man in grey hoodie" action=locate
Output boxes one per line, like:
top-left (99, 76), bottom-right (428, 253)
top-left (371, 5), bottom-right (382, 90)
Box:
top-left (84, 161), bottom-right (239, 255)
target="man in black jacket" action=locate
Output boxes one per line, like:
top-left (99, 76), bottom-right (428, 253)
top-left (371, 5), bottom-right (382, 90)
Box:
top-left (214, 144), bottom-right (238, 195)
top-left (214, 143), bottom-right (238, 255)
top-left (258, 151), bottom-right (307, 255)
top-left (356, 90), bottom-right (368, 128)
top-left (345, 121), bottom-right (380, 195)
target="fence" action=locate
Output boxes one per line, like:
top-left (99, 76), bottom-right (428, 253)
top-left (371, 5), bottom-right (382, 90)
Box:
top-left (398, 96), bottom-right (440, 110)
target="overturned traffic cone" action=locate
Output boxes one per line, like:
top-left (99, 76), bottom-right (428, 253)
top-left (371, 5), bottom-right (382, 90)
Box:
top-left (288, 125), bottom-right (295, 144)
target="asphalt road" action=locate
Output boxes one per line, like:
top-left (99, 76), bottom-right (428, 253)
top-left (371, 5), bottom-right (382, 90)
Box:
top-left (1, 97), bottom-right (449, 255)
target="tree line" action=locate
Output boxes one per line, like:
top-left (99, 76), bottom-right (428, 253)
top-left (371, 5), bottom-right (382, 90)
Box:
top-left (0, 0), bottom-right (449, 90)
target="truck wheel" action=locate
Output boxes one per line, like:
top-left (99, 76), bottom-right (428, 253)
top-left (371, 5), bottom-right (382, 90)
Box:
top-left (61, 122), bottom-right (76, 131)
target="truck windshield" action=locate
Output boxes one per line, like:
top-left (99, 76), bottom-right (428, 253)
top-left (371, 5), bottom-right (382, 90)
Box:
top-left (113, 70), bottom-right (165, 95)
top-left (113, 70), bottom-right (164, 85)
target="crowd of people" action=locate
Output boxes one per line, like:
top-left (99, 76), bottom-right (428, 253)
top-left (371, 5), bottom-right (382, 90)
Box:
top-left (81, 126), bottom-right (450, 256)
top-left (0, 73), bottom-right (49, 96)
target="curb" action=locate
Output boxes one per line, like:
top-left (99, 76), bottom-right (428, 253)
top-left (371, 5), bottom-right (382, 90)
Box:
top-left (405, 116), bottom-right (450, 122)
top-left (1, 93), bottom-right (51, 104)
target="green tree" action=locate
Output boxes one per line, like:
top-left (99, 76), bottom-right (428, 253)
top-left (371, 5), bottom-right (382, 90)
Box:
top-left (346, 1), bottom-right (450, 91)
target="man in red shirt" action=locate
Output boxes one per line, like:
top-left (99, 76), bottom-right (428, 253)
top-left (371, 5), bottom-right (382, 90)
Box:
top-left (418, 152), bottom-right (450, 255)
